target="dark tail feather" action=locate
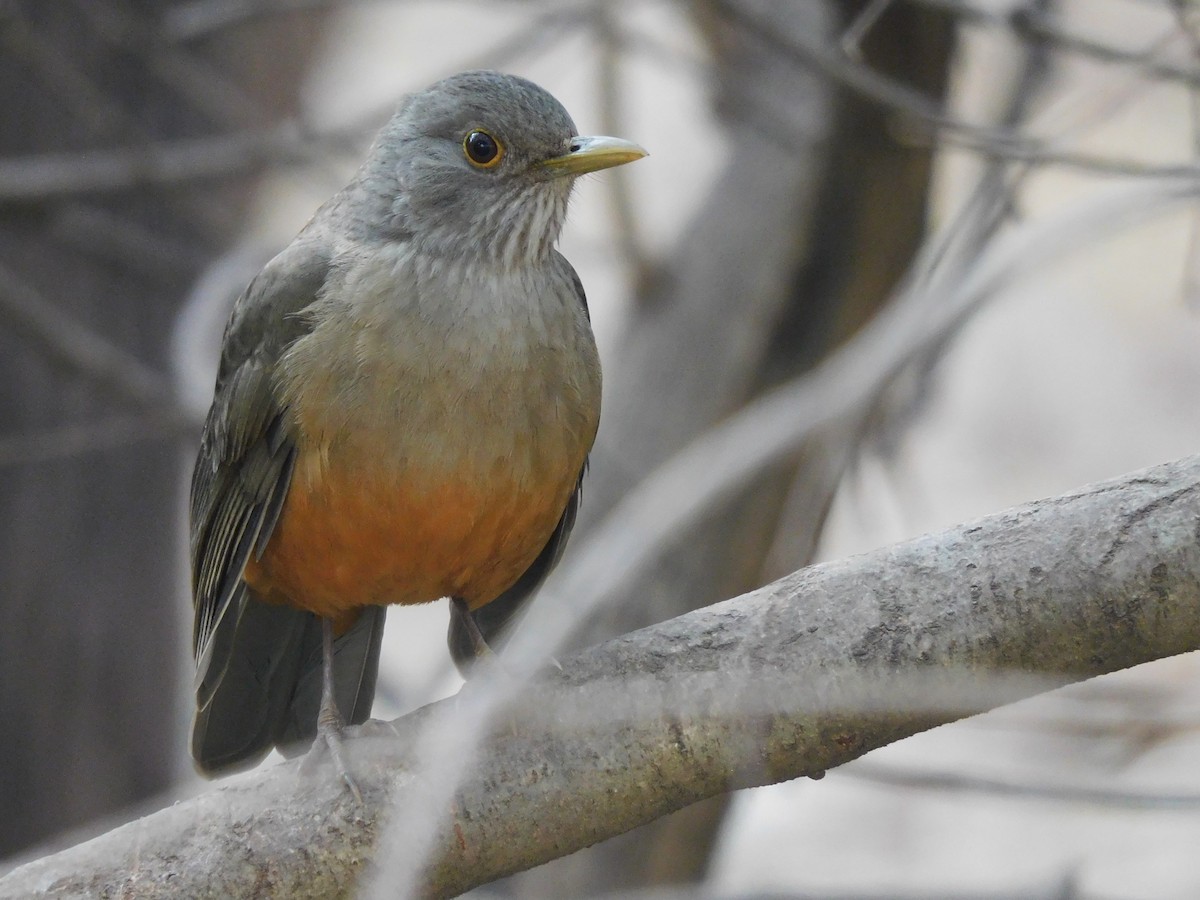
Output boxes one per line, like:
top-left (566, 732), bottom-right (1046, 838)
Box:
top-left (191, 597), bottom-right (311, 775)
top-left (276, 606), bottom-right (386, 755)
top-left (192, 599), bottom-right (387, 774)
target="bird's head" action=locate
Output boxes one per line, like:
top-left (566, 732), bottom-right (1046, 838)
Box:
top-left (359, 70), bottom-right (646, 269)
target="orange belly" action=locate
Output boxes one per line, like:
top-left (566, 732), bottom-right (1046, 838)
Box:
top-left (243, 452), bottom-right (578, 621)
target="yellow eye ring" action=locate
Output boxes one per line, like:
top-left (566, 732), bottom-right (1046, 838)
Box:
top-left (463, 130), bottom-right (504, 169)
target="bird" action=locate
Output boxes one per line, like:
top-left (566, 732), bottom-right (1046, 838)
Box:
top-left (188, 70), bottom-right (646, 780)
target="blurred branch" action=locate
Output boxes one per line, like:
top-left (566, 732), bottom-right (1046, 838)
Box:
top-left (841, 0), bottom-right (896, 60)
top-left (843, 761), bottom-right (1200, 810)
top-left (0, 121), bottom-right (354, 203)
top-left (528, 177), bottom-right (1198, 668)
top-left (74, 0), bottom-right (266, 126)
top-left (161, 0), bottom-right (573, 42)
top-left (162, 0), bottom-right (381, 41)
top-left (1, 8), bottom-right (248, 231)
top-left (0, 413), bottom-right (192, 469)
top-left (8, 0), bottom-right (1194, 206)
top-left (0, 2), bottom-right (595, 204)
top-left (592, 4), bottom-right (650, 286)
top-left (516, 884), bottom-right (1079, 900)
top-left (0, 12), bottom-right (131, 137)
top-left (1175, 0), bottom-right (1200, 307)
top-left (47, 205), bottom-right (210, 278)
top-left (0, 263), bottom-right (181, 410)
top-left (454, 2), bottom-right (595, 77)
top-left (918, 0), bottom-right (1200, 87)
top-left (712, 0), bottom-right (1200, 177)
top-left (4, 452), bottom-right (1200, 897)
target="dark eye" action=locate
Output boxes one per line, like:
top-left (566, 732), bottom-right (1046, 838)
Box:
top-left (463, 130), bottom-right (504, 168)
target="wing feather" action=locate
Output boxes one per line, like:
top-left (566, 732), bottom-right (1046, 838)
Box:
top-left (189, 238), bottom-right (329, 696)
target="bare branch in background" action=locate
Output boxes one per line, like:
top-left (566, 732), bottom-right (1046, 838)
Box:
top-left (919, 0), bottom-right (1200, 87)
top-left (712, 0), bottom-right (1200, 177)
top-left (0, 3), bottom-right (595, 205)
top-left (0, 263), bottom-right (180, 410)
top-left (5, 0), bottom-right (1194, 206)
top-left (518, 177), bottom-right (1197, 671)
top-left (161, 0), bottom-right (573, 43)
top-left (162, 0), bottom-right (392, 42)
top-left (841, 0), bottom-right (897, 60)
top-left (73, 0), bottom-right (266, 127)
top-left (0, 122), bottom-right (354, 203)
top-left (591, 4), bottom-right (651, 287)
top-left (0, 413), bottom-right (193, 469)
top-left (3, 451), bottom-right (1199, 897)
top-left (1174, 0), bottom-right (1200, 308)
top-left (0, 12), bottom-right (134, 138)
top-left (46, 205), bottom-right (210, 279)
top-left (842, 761), bottom-right (1200, 810)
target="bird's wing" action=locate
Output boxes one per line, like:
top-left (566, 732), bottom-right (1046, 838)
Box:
top-left (555, 248), bottom-right (591, 320)
top-left (190, 234), bottom-right (392, 774)
top-left (189, 238), bottom-right (327, 684)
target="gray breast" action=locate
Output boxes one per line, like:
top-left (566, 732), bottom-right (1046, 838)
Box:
top-left (276, 245), bottom-right (602, 481)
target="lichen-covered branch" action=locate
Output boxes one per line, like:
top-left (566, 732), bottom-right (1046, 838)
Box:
top-left (4, 454), bottom-right (1199, 899)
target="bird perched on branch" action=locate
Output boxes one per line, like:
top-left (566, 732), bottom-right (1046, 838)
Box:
top-left (188, 70), bottom-right (646, 781)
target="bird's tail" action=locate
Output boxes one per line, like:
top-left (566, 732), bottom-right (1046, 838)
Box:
top-left (191, 594), bottom-right (385, 774)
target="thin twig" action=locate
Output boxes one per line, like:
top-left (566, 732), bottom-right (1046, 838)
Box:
top-left (162, 0), bottom-right (380, 41)
top-left (0, 3), bottom-right (597, 204)
top-left (0, 121), bottom-right (358, 202)
top-left (162, 0), bottom-right (553, 42)
top-left (73, 0), bottom-right (266, 127)
top-left (48, 205), bottom-right (210, 277)
top-left (0, 263), bottom-right (179, 409)
top-left (916, 0), bottom-right (1200, 87)
top-left (1172, 0), bottom-right (1200, 307)
top-left (844, 761), bottom-right (1200, 810)
top-left (841, 0), bottom-right (895, 60)
top-left (0, 413), bottom-right (193, 468)
top-left (713, 0), bottom-right (1200, 178)
top-left (591, 3), bottom-right (651, 288)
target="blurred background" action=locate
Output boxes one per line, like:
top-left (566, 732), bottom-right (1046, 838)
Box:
top-left (1, 0), bottom-right (1199, 897)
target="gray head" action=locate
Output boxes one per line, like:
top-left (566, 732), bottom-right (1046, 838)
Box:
top-left (351, 71), bottom-right (645, 269)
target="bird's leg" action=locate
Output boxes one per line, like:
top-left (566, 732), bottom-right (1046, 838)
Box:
top-left (311, 617), bottom-right (363, 803)
top-left (450, 596), bottom-right (495, 661)
top-left (450, 597), bottom-right (562, 674)
top-left (450, 597), bottom-right (529, 741)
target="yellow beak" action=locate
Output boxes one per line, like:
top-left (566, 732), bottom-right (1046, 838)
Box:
top-left (538, 135), bottom-right (648, 177)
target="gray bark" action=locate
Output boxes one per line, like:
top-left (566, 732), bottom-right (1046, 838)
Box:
top-left (4, 453), bottom-right (1197, 899)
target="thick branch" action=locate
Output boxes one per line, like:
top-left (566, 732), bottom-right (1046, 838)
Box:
top-left (4, 454), bottom-right (1200, 898)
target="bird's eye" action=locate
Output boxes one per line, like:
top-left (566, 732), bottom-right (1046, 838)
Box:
top-left (463, 130), bottom-right (504, 168)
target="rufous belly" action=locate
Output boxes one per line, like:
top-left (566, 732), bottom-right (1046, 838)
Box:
top-left (243, 449), bottom-right (578, 621)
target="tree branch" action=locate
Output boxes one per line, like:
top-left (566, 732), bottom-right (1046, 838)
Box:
top-left (4, 453), bottom-right (1200, 898)
top-left (0, 262), bottom-right (181, 410)
top-left (710, 0), bottom-right (1200, 178)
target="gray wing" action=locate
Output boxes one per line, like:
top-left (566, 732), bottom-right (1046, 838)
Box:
top-left (189, 236), bottom-right (387, 773)
top-left (189, 238), bottom-right (325, 685)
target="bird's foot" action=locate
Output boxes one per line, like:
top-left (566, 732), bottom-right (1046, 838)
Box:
top-left (302, 706), bottom-right (363, 804)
